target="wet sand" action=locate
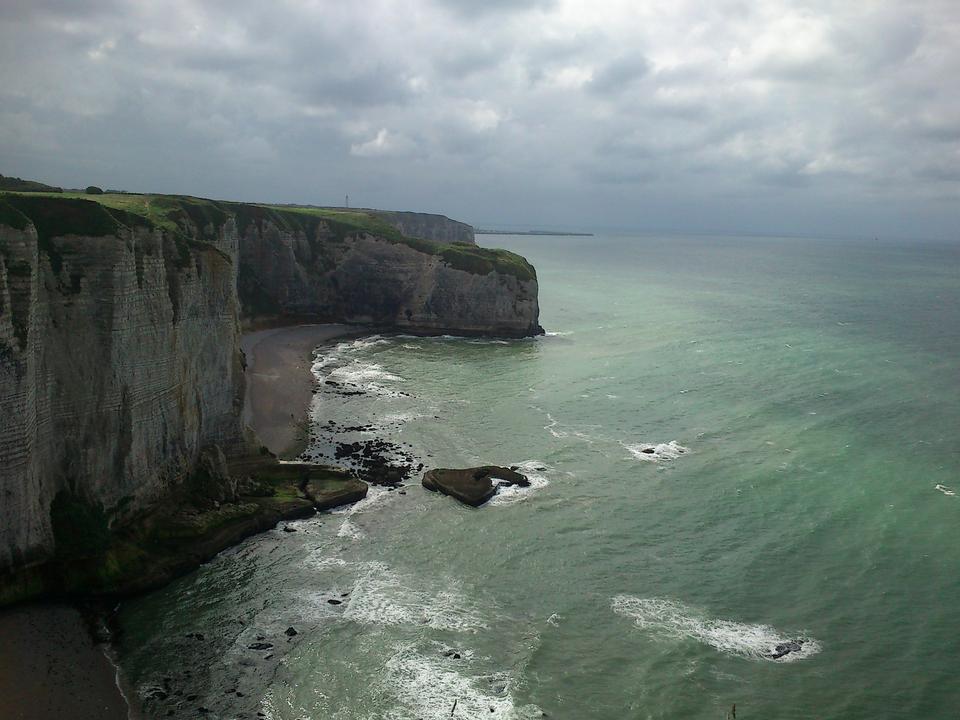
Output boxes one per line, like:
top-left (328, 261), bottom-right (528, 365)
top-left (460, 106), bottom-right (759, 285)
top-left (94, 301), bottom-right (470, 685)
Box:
top-left (0, 603), bottom-right (130, 720)
top-left (241, 324), bottom-right (362, 457)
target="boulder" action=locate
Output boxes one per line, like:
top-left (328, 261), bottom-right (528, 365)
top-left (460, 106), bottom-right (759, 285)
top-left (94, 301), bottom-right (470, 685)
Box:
top-left (421, 466), bottom-right (529, 507)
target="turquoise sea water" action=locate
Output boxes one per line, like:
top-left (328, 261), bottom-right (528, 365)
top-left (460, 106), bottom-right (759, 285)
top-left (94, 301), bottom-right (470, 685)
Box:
top-left (117, 233), bottom-right (960, 719)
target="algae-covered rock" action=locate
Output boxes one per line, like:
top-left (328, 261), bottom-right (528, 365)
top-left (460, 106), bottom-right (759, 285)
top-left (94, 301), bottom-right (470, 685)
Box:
top-left (422, 466), bottom-right (529, 507)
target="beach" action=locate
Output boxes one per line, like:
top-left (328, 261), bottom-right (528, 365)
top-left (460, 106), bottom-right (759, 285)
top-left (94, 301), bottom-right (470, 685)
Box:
top-left (0, 603), bottom-right (130, 720)
top-left (240, 323), bottom-right (361, 457)
top-left (1, 323), bottom-right (364, 720)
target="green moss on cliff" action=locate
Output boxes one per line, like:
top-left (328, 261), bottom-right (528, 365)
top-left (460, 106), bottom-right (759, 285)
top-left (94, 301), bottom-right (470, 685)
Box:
top-left (1, 191), bottom-right (537, 284)
top-left (0, 197), bottom-right (30, 231)
top-left (50, 490), bottom-right (112, 559)
top-left (438, 244), bottom-right (536, 282)
top-left (3, 195), bottom-right (121, 274)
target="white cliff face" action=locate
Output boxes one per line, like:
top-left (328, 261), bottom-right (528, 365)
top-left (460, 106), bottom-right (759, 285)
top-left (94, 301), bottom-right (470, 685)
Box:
top-left (0, 216), bottom-right (244, 572)
top-left (370, 211), bottom-right (475, 245)
top-left (0, 197), bottom-right (540, 578)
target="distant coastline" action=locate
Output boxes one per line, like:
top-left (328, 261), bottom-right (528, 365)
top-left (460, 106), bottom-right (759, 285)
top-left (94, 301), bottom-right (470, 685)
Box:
top-left (474, 228), bottom-right (593, 237)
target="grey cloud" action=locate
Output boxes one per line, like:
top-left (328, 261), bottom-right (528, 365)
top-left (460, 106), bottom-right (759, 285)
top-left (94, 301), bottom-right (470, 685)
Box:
top-left (587, 55), bottom-right (651, 95)
top-left (433, 0), bottom-right (556, 18)
top-left (0, 0), bottom-right (956, 239)
top-left (301, 65), bottom-right (414, 108)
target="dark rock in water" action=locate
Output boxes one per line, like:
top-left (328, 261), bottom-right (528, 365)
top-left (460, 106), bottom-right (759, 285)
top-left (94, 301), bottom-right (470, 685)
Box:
top-left (285, 626), bottom-right (298, 637)
top-left (766, 640), bottom-right (804, 659)
top-left (422, 466), bottom-right (530, 507)
top-left (282, 525), bottom-right (297, 533)
top-left (248, 642), bottom-right (273, 650)
top-left (641, 448), bottom-right (655, 454)
top-left (327, 598), bottom-right (343, 605)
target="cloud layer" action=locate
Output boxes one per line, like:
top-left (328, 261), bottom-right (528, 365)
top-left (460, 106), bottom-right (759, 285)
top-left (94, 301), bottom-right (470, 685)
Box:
top-left (1, 0), bottom-right (957, 238)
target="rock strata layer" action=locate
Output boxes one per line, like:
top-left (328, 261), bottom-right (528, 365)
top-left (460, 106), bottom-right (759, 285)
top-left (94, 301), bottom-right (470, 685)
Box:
top-left (0, 193), bottom-right (540, 602)
top-left (422, 466), bottom-right (530, 507)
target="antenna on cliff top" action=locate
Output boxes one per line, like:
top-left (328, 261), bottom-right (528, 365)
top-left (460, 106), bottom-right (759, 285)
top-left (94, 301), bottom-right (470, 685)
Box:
top-left (345, 194), bottom-right (349, 209)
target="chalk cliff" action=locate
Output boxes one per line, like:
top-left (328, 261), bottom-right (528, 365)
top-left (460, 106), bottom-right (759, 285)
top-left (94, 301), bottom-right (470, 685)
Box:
top-left (370, 210), bottom-right (475, 245)
top-left (0, 193), bottom-right (541, 592)
top-left (235, 205), bottom-right (540, 337)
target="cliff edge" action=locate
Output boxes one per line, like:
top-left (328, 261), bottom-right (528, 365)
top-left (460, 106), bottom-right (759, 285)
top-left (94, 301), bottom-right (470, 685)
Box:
top-left (0, 191), bottom-right (542, 601)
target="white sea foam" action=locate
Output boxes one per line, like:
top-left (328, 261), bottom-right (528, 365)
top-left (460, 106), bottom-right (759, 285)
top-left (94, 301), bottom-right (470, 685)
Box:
top-left (379, 646), bottom-right (542, 720)
top-left (332, 486), bottom-right (396, 539)
top-left (623, 440), bottom-right (689, 462)
top-left (488, 461), bottom-right (551, 506)
top-left (611, 596), bottom-right (821, 663)
top-left (306, 556), bottom-right (349, 571)
top-left (544, 412), bottom-right (566, 438)
top-left (326, 361), bottom-right (405, 385)
top-left (343, 565), bottom-right (487, 633)
top-left (337, 518), bottom-right (363, 540)
top-left (935, 484), bottom-right (956, 497)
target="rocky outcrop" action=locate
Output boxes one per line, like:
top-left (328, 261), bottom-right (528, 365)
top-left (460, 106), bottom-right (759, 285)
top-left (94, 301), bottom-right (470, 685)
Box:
top-left (0, 193), bottom-right (541, 599)
top-left (422, 466), bottom-right (530, 507)
top-left (370, 210), bottom-right (475, 245)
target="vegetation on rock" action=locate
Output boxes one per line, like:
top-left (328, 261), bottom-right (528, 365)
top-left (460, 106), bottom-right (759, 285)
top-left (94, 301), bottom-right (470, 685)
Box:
top-left (0, 190), bottom-right (536, 282)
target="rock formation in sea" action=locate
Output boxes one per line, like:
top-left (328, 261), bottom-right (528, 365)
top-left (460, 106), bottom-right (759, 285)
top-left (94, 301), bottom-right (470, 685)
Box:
top-left (0, 193), bottom-right (542, 603)
top-left (422, 466), bottom-right (531, 506)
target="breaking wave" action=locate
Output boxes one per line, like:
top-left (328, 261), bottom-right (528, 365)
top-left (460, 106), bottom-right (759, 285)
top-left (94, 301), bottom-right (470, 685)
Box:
top-left (622, 440), bottom-right (689, 462)
top-left (488, 461), bottom-right (551, 506)
top-left (379, 646), bottom-right (543, 720)
top-left (611, 595), bottom-right (821, 663)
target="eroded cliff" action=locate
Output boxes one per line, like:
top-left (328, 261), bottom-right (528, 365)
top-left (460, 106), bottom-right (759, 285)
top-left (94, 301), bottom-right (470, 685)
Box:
top-left (235, 205), bottom-right (540, 337)
top-left (0, 192), bottom-right (541, 595)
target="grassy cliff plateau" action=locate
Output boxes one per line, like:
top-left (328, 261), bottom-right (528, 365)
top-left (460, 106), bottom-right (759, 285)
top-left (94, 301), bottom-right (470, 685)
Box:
top-left (0, 189), bottom-right (541, 605)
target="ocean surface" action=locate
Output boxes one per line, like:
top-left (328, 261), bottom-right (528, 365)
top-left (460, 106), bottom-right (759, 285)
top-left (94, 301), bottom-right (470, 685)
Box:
top-left (117, 233), bottom-right (960, 719)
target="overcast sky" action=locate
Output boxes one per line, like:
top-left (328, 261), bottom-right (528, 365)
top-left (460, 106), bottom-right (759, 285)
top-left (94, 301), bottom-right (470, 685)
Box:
top-left (1, 0), bottom-right (957, 238)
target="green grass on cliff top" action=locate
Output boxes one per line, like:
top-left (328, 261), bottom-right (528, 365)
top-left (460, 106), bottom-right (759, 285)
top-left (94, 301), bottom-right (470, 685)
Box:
top-left (0, 191), bottom-right (536, 281)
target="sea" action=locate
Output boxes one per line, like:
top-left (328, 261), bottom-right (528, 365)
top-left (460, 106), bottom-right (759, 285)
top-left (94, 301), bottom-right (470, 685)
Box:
top-left (116, 232), bottom-right (960, 719)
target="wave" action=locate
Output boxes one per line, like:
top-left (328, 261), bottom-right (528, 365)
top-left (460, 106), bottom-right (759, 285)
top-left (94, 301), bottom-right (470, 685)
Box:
top-left (488, 461), bottom-right (551, 506)
top-left (331, 486), bottom-right (397, 540)
top-left (622, 440), bottom-right (689, 462)
top-left (326, 361), bottom-right (404, 385)
top-left (342, 565), bottom-right (488, 633)
top-left (379, 645), bottom-right (542, 720)
top-left (611, 596), bottom-right (821, 663)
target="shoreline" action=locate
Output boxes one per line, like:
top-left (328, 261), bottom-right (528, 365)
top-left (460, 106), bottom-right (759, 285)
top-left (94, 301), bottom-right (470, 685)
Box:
top-left (241, 323), bottom-right (368, 458)
top-left (1, 324), bottom-right (374, 720)
top-left (0, 603), bottom-right (130, 720)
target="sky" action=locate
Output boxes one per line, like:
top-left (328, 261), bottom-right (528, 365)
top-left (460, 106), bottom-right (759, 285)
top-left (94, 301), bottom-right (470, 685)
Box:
top-left (0, 0), bottom-right (958, 239)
